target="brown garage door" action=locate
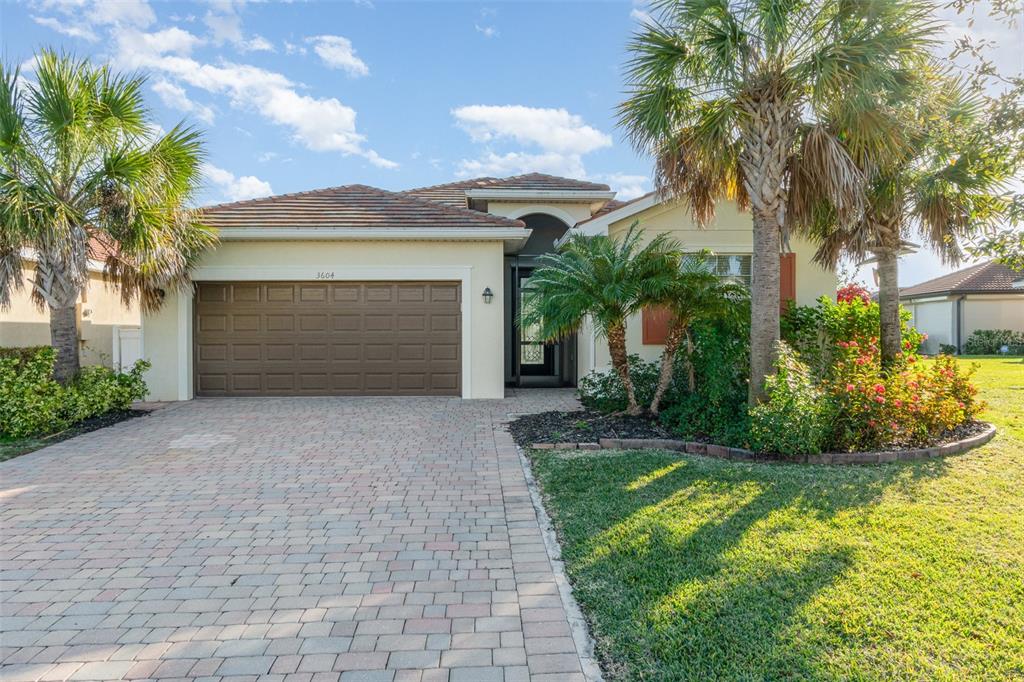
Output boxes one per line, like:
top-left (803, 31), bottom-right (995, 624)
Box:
top-left (194, 281), bottom-right (461, 396)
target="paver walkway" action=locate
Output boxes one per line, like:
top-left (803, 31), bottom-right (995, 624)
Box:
top-left (0, 390), bottom-right (587, 682)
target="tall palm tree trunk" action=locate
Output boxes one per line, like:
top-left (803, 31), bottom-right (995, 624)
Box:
top-left (607, 321), bottom-right (641, 416)
top-left (749, 210), bottom-right (783, 403)
top-left (34, 253), bottom-right (83, 383)
top-left (49, 303), bottom-right (80, 383)
top-left (650, 317), bottom-right (688, 415)
top-left (875, 246), bottom-right (901, 369)
top-left (739, 93), bottom-right (796, 404)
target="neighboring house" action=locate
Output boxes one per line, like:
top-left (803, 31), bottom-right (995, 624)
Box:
top-left (141, 173), bottom-right (837, 401)
top-left (0, 242), bottom-right (142, 369)
top-left (900, 261), bottom-right (1024, 354)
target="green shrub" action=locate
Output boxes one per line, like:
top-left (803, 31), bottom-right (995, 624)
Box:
top-left (939, 343), bottom-right (958, 355)
top-left (963, 329), bottom-right (1024, 355)
top-left (0, 348), bottom-right (67, 438)
top-left (0, 346), bottom-right (52, 362)
top-left (749, 343), bottom-right (832, 456)
top-left (659, 319), bottom-right (750, 445)
top-left (578, 354), bottom-right (666, 413)
top-left (0, 347), bottom-right (150, 438)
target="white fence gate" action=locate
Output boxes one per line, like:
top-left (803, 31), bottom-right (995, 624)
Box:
top-left (112, 326), bottom-right (143, 372)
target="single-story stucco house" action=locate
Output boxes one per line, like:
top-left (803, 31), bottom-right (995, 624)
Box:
top-left (900, 261), bottom-right (1024, 354)
top-left (0, 241), bottom-right (142, 369)
top-left (138, 173), bottom-right (837, 401)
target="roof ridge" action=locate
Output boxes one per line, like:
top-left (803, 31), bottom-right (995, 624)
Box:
top-left (402, 177), bottom-right (501, 194)
top-left (348, 184), bottom-right (525, 228)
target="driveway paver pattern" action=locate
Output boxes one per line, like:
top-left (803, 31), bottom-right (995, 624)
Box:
top-left (0, 390), bottom-right (586, 682)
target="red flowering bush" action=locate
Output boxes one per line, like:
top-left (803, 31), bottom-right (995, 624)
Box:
top-left (825, 340), bottom-right (982, 451)
top-left (836, 283), bottom-right (872, 304)
top-left (763, 294), bottom-right (983, 455)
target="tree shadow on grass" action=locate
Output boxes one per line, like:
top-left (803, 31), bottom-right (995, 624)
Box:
top-left (533, 450), bottom-right (953, 681)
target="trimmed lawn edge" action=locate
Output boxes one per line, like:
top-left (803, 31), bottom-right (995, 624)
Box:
top-left (515, 443), bottom-right (605, 682)
top-left (0, 409), bottom-right (150, 462)
top-left (530, 421), bottom-right (996, 465)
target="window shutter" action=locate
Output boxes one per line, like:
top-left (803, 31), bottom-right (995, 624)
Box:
top-left (642, 305), bottom-right (671, 345)
top-left (780, 252), bottom-right (796, 311)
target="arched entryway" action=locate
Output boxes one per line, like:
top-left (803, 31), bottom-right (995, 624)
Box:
top-left (504, 213), bottom-right (577, 387)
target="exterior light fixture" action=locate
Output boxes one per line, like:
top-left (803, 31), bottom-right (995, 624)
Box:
top-left (482, 287), bottom-right (494, 304)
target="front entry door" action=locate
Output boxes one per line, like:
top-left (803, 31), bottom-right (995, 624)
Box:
top-left (517, 272), bottom-right (555, 377)
top-left (513, 269), bottom-right (574, 387)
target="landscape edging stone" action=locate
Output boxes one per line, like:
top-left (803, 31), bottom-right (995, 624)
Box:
top-left (530, 423), bottom-right (996, 465)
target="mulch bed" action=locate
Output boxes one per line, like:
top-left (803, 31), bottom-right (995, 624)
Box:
top-left (0, 409), bottom-right (149, 462)
top-left (507, 409), bottom-right (671, 447)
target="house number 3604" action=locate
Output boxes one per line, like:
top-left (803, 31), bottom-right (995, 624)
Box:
top-left (315, 271), bottom-right (335, 280)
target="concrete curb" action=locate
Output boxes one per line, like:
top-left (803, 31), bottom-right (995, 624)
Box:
top-left (516, 444), bottom-right (604, 682)
top-left (531, 422), bottom-right (997, 465)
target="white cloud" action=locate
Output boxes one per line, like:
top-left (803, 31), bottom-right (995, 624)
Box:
top-left (284, 41), bottom-right (307, 55)
top-left (89, 0), bottom-right (155, 27)
top-left (117, 26), bottom-right (201, 57)
top-left (240, 34), bottom-right (275, 52)
top-left (307, 35), bottom-right (369, 77)
top-left (457, 151), bottom-right (587, 179)
top-left (452, 104), bottom-right (611, 179)
top-left (475, 24), bottom-right (498, 38)
top-left (599, 173), bottom-right (650, 200)
top-left (31, 15), bottom-right (98, 41)
top-left (203, 163), bottom-right (273, 202)
top-left (152, 79), bottom-right (215, 124)
top-left (204, 1), bottom-right (244, 45)
top-left (114, 28), bottom-right (395, 168)
top-left (630, 8), bottom-right (653, 24)
top-left (452, 105), bottom-right (611, 155)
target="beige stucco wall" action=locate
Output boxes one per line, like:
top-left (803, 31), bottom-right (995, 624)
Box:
top-left (903, 294), bottom-right (1024, 354)
top-left (485, 201), bottom-right (596, 226)
top-left (905, 298), bottom-right (955, 354)
top-left (585, 200), bottom-right (838, 368)
top-left (142, 239), bottom-right (507, 401)
top-left (0, 265), bottom-right (141, 366)
top-left (963, 295), bottom-right (1024, 341)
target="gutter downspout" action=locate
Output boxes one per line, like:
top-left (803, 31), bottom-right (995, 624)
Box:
top-left (955, 295), bottom-right (966, 354)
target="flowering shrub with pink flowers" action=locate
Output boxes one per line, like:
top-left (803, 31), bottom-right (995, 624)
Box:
top-left (825, 338), bottom-right (982, 451)
top-left (757, 292), bottom-right (984, 455)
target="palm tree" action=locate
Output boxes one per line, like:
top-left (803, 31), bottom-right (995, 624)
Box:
top-left (800, 72), bottom-right (1011, 366)
top-left (648, 252), bottom-right (748, 415)
top-left (617, 0), bottom-right (941, 402)
top-left (0, 50), bottom-right (216, 382)
top-left (519, 224), bottom-right (680, 415)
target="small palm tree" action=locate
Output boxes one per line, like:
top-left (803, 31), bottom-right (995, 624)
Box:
top-left (648, 252), bottom-right (748, 415)
top-left (617, 0), bottom-right (941, 402)
top-left (799, 72), bottom-right (1011, 366)
top-left (0, 50), bottom-right (216, 382)
top-left (520, 224), bottom-right (680, 416)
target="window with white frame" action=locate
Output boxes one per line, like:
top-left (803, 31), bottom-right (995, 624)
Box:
top-left (692, 253), bottom-right (752, 287)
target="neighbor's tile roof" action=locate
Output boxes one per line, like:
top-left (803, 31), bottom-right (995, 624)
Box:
top-left (403, 173), bottom-right (611, 208)
top-left (200, 184), bottom-right (525, 229)
top-left (899, 261), bottom-right (1024, 298)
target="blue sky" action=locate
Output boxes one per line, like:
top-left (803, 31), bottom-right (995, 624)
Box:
top-left (1, 0), bottom-right (1020, 287)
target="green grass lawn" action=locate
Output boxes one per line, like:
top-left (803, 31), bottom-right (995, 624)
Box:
top-left (529, 356), bottom-right (1024, 681)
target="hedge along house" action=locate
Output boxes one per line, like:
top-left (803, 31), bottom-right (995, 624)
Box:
top-left (899, 261), bottom-right (1024, 354)
top-left (141, 173), bottom-right (837, 401)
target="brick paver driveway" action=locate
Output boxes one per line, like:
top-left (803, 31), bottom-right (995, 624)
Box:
top-left (1, 390), bottom-right (588, 682)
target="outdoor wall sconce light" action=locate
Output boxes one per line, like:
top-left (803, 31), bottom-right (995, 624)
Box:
top-left (482, 287), bottom-right (494, 304)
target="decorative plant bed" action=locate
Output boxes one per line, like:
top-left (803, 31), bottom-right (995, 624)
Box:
top-left (508, 409), bottom-right (673, 448)
top-left (0, 409), bottom-right (149, 462)
top-left (512, 411), bottom-right (996, 465)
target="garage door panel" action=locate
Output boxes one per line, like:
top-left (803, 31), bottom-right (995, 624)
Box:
top-left (195, 281), bottom-right (461, 396)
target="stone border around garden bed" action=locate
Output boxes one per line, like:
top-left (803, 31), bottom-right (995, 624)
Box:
top-left (530, 422), bottom-right (996, 465)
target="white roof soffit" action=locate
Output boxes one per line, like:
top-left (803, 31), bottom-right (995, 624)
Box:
top-left (555, 192), bottom-right (663, 248)
top-left (216, 227), bottom-right (531, 248)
